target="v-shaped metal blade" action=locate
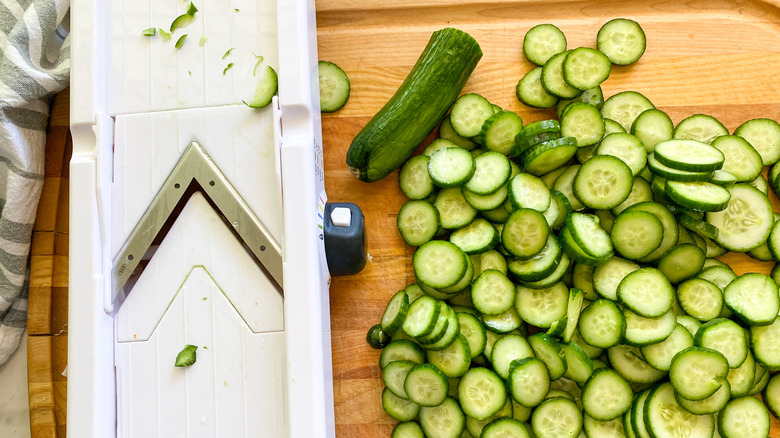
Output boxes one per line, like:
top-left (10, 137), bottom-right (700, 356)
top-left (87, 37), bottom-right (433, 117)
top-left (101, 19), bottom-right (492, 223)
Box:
top-left (111, 141), bottom-right (283, 305)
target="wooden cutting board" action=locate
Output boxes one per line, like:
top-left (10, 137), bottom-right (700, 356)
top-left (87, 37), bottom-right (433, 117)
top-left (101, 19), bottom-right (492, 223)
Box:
top-left (318, 0), bottom-right (780, 436)
top-left (28, 0), bottom-right (780, 437)
top-left (27, 89), bottom-right (70, 438)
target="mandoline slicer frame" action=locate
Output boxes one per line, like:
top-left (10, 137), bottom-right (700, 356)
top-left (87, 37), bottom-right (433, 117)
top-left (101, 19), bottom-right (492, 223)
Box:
top-left (68, 0), bottom-right (335, 437)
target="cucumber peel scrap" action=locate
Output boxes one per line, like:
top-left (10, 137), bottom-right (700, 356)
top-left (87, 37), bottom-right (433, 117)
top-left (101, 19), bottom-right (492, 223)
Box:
top-left (175, 34), bottom-right (188, 49)
top-left (170, 14), bottom-right (194, 32)
top-left (252, 55), bottom-right (265, 76)
top-left (170, 2), bottom-right (199, 32)
top-left (243, 64), bottom-right (278, 109)
top-left (174, 344), bottom-right (198, 367)
top-left (143, 2), bottom-right (196, 40)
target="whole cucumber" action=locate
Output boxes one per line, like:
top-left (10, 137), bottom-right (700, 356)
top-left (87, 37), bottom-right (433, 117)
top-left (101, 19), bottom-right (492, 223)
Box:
top-left (346, 28), bottom-right (482, 182)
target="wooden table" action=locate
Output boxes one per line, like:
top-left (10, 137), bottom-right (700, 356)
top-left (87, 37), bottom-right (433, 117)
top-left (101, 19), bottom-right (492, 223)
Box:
top-left (29, 0), bottom-right (780, 436)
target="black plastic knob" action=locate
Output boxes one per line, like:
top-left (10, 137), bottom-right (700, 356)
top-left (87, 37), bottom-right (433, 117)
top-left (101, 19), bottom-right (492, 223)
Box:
top-left (323, 202), bottom-right (367, 276)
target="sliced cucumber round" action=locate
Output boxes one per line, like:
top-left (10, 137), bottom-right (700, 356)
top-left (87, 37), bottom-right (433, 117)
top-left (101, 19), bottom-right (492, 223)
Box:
top-left (457, 312), bottom-right (487, 357)
top-left (528, 333), bottom-right (568, 380)
top-left (380, 339), bottom-right (426, 369)
top-left (531, 396), bottom-right (582, 438)
top-left (391, 421), bottom-right (425, 438)
top-left (578, 299), bottom-right (625, 349)
top-left (573, 155), bottom-right (633, 210)
top-left (647, 153), bottom-right (713, 182)
top-left (382, 387), bottom-right (420, 421)
top-left (695, 318), bottom-right (748, 368)
top-left (581, 368), bottom-right (633, 421)
top-left (458, 367), bottom-right (508, 420)
top-left (318, 61), bottom-right (350, 112)
top-left (522, 137), bottom-right (579, 176)
top-left (383, 360), bottom-right (416, 399)
top-left (676, 278), bottom-right (723, 322)
top-left (515, 282), bottom-right (568, 328)
top-left (601, 91), bottom-right (655, 133)
top-left (640, 323), bottom-right (694, 372)
top-left (717, 396), bottom-right (770, 438)
top-left (482, 417), bottom-right (531, 438)
top-left (397, 200), bottom-right (440, 247)
top-left (654, 139), bottom-right (725, 172)
top-left (520, 119), bottom-right (562, 138)
top-left (724, 273), bottom-right (779, 326)
top-left (449, 218), bottom-right (499, 255)
top-left (516, 67), bottom-right (558, 109)
top-left (523, 23), bottom-right (567, 66)
top-left (502, 208), bottom-right (550, 258)
top-left (669, 346), bottom-right (729, 401)
top-left (404, 363), bottom-right (449, 407)
top-left (644, 382), bottom-right (715, 438)
top-left (508, 172), bottom-right (551, 211)
top-left (463, 185), bottom-right (508, 211)
top-left (673, 114), bottom-right (728, 145)
top-left (450, 93), bottom-right (495, 138)
top-left (657, 243), bottom-right (706, 284)
top-left (428, 147), bottom-right (476, 188)
top-left (711, 135), bottom-right (763, 182)
top-left (507, 234), bottom-right (562, 282)
top-left (593, 256), bottom-right (640, 301)
top-left (402, 295), bottom-right (443, 338)
top-left (541, 50), bottom-right (582, 99)
top-left (675, 379), bottom-right (731, 415)
top-left (596, 132), bottom-right (647, 176)
top-left (617, 267), bottom-right (674, 318)
top-left (566, 212), bottom-right (614, 259)
top-left (381, 290), bottom-right (410, 336)
top-left (413, 241), bottom-right (468, 289)
top-left (610, 210), bottom-right (663, 260)
top-left (434, 187), bottom-right (478, 229)
top-left (734, 117), bottom-right (780, 166)
top-left (563, 47), bottom-right (612, 90)
top-left (666, 181), bottom-right (731, 212)
top-left (597, 18), bottom-right (646, 65)
top-left (706, 184), bottom-right (773, 252)
top-left (622, 201), bottom-right (678, 262)
top-left (480, 111), bottom-right (524, 156)
top-left (419, 396), bottom-right (466, 438)
top-left (426, 334), bottom-right (472, 378)
top-left (560, 102), bottom-right (605, 147)
top-left (750, 317), bottom-right (780, 369)
top-left (631, 108), bottom-right (673, 153)
top-left (471, 269), bottom-right (515, 315)
top-left (399, 154), bottom-right (435, 200)
top-left (464, 151), bottom-right (511, 195)
top-left (507, 357), bottom-right (551, 408)
top-left (622, 308), bottom-right (676, 346)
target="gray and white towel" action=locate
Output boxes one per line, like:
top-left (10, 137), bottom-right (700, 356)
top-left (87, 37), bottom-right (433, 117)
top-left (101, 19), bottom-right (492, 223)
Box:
top-left (0, 0), bottom-right (70, 366)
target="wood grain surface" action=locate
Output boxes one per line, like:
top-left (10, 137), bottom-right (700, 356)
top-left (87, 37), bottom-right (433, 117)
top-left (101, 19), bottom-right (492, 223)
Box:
top-left (29, 0), bottom-right (780, 437)
top-left (28, 89), bottom-right (70, 438)
top-left (317, 0), bottom-right (780, 437)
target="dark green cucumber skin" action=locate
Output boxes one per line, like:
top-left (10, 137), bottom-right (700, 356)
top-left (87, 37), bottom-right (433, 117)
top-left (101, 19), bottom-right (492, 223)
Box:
top-left (346, 28), bottom-right (482, 182)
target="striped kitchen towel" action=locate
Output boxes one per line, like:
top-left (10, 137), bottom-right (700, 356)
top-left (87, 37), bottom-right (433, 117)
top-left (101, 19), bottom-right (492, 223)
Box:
top-left (0, 0), bottom-right (69, 366)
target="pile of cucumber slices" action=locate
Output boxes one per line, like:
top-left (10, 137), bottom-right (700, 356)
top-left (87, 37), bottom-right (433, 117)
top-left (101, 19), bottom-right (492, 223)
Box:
top-left (369, 18), bottom-right (780, 438)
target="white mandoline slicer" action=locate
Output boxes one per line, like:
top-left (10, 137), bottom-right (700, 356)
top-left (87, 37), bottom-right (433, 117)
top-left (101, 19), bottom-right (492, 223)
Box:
top-left (67, 0), bottom-right (365, 437)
